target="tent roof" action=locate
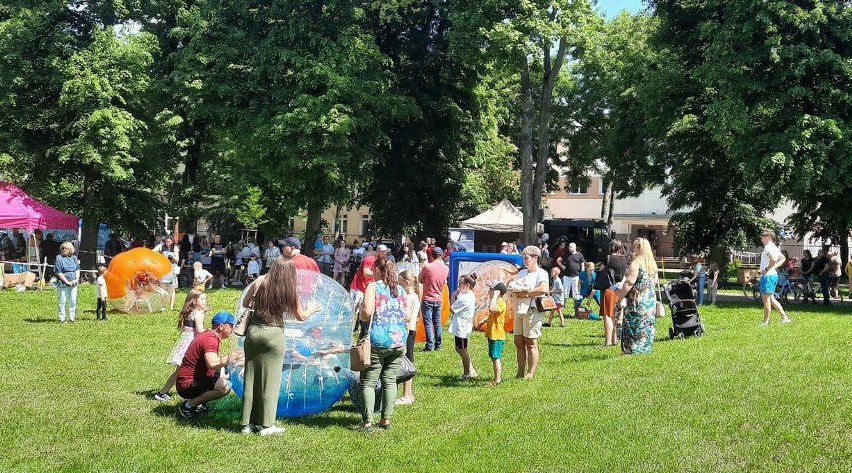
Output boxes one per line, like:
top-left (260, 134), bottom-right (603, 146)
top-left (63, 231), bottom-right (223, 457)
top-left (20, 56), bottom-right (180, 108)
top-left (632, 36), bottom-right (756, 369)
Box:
top-left (461, 199), bottom-right (524, 233)
top-left (0, 182), bottom-right (79, 231)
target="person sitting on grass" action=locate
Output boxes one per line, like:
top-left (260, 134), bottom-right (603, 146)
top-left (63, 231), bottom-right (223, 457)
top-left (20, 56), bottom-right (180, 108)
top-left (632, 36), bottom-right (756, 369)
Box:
top-left (485, 282), bottom-right (508, 387)
top-left (544, 267), bottom-right (564, 327)
top-left (579, 261), bottom-right (600, 305)
top-left (176, 311), bottom-right (239, 419)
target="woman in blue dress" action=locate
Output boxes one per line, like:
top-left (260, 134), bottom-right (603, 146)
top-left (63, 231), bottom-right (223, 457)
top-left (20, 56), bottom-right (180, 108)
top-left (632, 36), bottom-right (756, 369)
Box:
top-left (615, 237), bottom-right (658, 355)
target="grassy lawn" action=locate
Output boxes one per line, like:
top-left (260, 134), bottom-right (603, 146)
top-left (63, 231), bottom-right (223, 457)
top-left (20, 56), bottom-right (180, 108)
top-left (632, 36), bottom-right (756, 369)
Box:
top-left (1, 285), bottom-right (850, 472)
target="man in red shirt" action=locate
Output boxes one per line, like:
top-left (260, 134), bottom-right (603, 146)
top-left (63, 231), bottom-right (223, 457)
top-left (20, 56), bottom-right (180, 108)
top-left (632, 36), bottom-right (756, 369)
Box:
top-left (281, 236), bottom-right (320, 272)
top-left (349, 244), bottom-right (391, 331)
top-left (426, 237), bottom-right (435, 263)
top-left (418, 247), bottom-right (449, 351)
top-left (176, 311), bottom-right (238, 419)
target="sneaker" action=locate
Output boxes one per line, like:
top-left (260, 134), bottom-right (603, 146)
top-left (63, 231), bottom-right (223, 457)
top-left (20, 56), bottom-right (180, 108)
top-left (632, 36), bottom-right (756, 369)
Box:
top-left (259, 425), bottom-right (287, 436)
top-left (241, 424), bottom-right (259, 434)
top-left (153, 392), bottom-right (171, 402)
top-left (760, 321), bottom-right (770, 327)
top-left (195, 403), bottom-right (208, 414)
top-left (352, 424), bottom-right (373, 433)
top-left (177, 401), bottom-right (195, 419)
top-left (395, 397), bottom-right (413, 406)
top-left (780, 318), bottom-right (793, 324)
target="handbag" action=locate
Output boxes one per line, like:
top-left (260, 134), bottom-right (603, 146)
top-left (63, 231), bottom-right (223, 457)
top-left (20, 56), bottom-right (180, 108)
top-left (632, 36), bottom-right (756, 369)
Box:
top-left (593, 256), bottom-right (616, 291)
top-left (233, 309), bottom-right (252, 337)
top-left (396, 354), bottom-right (417, 382)
top-left (655, 275), bottom-right (666, 318)
top-left (349, 317), bottom-right (372, 371)
top-left (535, 295), bottom-right (557, 312)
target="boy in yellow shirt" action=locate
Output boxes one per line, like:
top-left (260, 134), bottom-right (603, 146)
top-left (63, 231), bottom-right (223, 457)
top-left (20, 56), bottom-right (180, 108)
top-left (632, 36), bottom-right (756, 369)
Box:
top-left (485, 282), bottom-right (508, 387)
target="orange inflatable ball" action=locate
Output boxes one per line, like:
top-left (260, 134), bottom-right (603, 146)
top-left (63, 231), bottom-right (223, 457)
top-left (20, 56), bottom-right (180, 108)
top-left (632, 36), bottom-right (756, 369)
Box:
top-left (415, 285), bottom-right (451, 342)
top-left (106, 248), bottom-right (173, 313)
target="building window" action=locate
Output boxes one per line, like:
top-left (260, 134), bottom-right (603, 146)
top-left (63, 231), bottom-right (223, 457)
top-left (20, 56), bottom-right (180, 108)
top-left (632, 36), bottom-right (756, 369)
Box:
top-left (569, 186), bottom-right (587, 195)
top-left (287, 218), bottom-right (295, 232)
top-left (360, 215), bottom-right (371, 236)
top-left (337, 217), bottom-right (348, 235)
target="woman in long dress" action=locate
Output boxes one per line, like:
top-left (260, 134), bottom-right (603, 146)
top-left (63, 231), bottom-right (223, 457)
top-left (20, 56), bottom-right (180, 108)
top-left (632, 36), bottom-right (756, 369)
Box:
top-left (616, 237), bottom-right (658, 355)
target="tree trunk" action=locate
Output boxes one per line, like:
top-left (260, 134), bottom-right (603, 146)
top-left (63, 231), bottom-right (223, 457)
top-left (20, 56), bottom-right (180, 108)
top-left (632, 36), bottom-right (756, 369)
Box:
top-left (519, 37), bottom-right (569, 246)
top-left (607, 185), bottom-right (615, 231)
top-left (79, 217), bottom-right (100, 271)
top-left (601, 180), bottom-right (613, 221)
top-left (304, 202), bottom-right (324, 257)
top-left (519, 57), bottom-right (536, 245)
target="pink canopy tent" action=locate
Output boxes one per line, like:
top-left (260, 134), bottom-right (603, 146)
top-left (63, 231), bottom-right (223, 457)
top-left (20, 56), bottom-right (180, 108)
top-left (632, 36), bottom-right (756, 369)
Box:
top-left (0, 182), bottom-right (79, 231)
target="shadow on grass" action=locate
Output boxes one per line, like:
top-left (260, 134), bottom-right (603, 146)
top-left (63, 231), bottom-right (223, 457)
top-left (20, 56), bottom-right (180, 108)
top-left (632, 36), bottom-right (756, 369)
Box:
top-left (151, 392), bottom-right (359, 432)
top-left (24, 318), bottom-right (60, 324)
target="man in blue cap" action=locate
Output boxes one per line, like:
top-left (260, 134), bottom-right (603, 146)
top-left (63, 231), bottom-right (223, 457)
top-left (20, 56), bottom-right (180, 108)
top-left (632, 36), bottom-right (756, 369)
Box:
top-left (176, 311), bottom-right (239, 418)
top-left (281, 236), bottom-right (320, 272)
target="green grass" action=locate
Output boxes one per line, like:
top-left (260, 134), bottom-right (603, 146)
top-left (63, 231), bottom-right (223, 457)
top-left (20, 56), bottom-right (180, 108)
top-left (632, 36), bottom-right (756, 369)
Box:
top-left (1, 285), bottom-right (850, 472)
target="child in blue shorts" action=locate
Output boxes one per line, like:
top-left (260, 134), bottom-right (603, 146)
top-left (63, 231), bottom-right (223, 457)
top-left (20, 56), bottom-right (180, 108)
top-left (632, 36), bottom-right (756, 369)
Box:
top-left (485, 282), bottom-right (508, 387)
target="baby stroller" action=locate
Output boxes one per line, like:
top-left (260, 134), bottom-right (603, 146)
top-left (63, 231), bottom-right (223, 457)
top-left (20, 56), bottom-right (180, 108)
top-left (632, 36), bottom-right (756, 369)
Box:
top-left (664, 280), bottom-right (705, 339)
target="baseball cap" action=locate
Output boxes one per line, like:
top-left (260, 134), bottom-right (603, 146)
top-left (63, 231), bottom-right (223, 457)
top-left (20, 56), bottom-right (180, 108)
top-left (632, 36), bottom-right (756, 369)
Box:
top-left (491, 282), bottom-right (507, 295)
top-left (283, 236), bottom-right (301, 249)
top-left (376, 244), bottom-right (389, 252)
top-left (211, 311), bottom-right (236, 326)
top-left (431, 247), bottom-right (444, 256)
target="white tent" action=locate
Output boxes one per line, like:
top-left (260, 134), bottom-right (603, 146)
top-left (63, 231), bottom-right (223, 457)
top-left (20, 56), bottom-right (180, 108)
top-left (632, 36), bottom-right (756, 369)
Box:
top-left (461, 199), bottom-right (524, 233)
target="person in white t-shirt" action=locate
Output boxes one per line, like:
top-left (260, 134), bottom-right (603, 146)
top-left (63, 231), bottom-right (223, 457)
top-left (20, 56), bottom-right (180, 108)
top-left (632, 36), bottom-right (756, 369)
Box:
top-left (193, 261), bottom-right (213, 292)
top-left (758, 228), bottom-right (792, 326)
top-left (96, 265), bottom-right (108, 321)
top-left (509, 245), bottom-right (549, 379)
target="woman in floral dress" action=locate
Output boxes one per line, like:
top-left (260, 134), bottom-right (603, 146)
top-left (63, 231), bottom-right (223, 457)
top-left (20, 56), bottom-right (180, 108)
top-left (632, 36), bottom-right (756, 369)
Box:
top-left (616, 237), bottom-right (658, 355)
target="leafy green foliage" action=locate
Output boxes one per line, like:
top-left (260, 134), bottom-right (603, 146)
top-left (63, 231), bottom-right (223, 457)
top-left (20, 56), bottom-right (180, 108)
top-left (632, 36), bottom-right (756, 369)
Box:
top-left (643, 1), bottom-right (851, 253)
top-left (172, 0), bottom-right (414, 239)
top-left (0, 4), bottom-right (169, 240)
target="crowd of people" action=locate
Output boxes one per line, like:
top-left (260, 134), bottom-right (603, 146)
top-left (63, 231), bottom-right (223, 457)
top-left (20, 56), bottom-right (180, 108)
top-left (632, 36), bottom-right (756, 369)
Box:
top-left (147, 233), bottom-right (677, 435)
top-left (24, 224), bottom-right (845, 434)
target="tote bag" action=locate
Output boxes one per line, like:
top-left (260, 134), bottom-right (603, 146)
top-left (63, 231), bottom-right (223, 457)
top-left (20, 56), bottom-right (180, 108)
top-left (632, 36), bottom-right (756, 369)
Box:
top-left (350, 319), bottom-right (372, 371)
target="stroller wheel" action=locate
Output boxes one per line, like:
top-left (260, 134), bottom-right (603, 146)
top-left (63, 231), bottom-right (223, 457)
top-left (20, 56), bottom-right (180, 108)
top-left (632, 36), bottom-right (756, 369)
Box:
top-left (677, 332), bottom-right (685, 340)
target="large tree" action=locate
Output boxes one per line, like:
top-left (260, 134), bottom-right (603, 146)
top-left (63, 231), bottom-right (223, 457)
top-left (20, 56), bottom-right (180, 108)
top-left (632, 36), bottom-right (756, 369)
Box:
top-left (480, 0), bottom-right (598, 244)
top-left (560, 12), bottom-right (663, 228)
top-left (0, 2), bottom-right (169, 265)
top-left (358, 1), bottom-right (491, 239)
top-left (172, 0), bottom-right (413, 249)
top-left (644, 0), bottom-right (851, 257)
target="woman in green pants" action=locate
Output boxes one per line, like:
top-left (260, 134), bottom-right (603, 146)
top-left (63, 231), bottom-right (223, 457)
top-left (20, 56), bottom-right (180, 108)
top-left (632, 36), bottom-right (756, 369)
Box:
top-left (240, 257), bottom-right (319, 435)
top-left (355, 256), bottom-right (408, 432)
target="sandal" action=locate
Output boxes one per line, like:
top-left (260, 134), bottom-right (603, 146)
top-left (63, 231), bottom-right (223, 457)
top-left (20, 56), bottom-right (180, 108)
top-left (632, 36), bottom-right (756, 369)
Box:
top-left (485, 380), bottom-right (502, 387)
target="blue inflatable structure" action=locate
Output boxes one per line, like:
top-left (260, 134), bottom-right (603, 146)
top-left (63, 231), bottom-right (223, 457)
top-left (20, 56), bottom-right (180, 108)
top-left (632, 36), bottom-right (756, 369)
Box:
top-left (229, 270), bottom-right (354, 417)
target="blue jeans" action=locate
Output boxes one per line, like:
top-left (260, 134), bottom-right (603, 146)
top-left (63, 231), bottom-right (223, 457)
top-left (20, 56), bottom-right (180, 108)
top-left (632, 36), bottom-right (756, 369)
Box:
top-left (421, 300), bottom-right (442, 350)
top-left (696, 275), bottom-right (706, 305)
top-left (820, 274), bottom-right (830, 303)
top-left (57, 285), bottom-right (78, 321)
